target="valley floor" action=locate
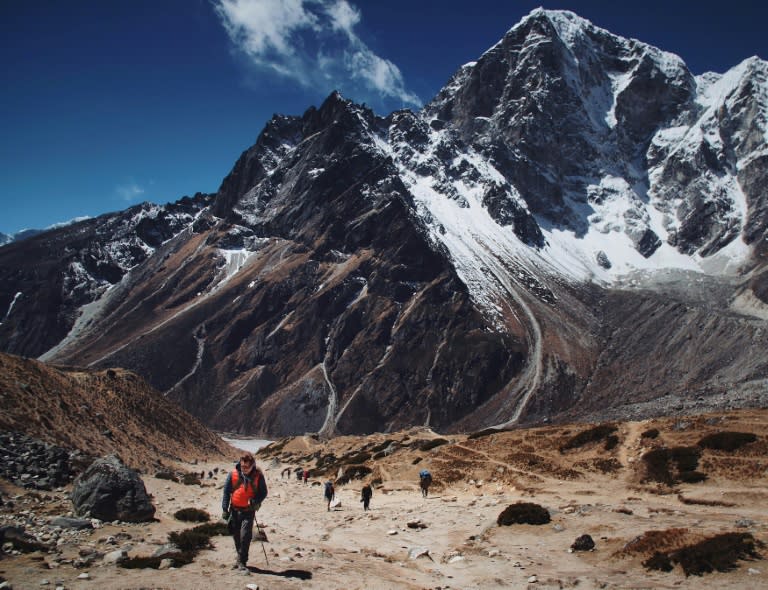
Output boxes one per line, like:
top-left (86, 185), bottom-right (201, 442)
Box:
top-left (1, 411), bottom-right (767, 589)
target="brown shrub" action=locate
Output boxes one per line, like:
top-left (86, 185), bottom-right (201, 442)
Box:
top-left (174, 507), bottom-right (210, 522)
top-left (420, 438), bottom-right (449, 451)
top-left (648, 532), bottom-right (764, 576)
top-left (697, 431), bottom-right (757, 452)
top-left (559, 424), bottom-right (617, 452)
top-left (497, 502), bottom-right (551, 526)
top-left (574, 458), bottom-right (622, 474)
top-left (640, 446), bottom-right (702, 485)
top-left (616, 528), bottom-right (690, 557)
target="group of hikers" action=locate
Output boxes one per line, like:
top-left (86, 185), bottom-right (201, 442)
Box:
top-left (221, 452), bottom-right (433, 573)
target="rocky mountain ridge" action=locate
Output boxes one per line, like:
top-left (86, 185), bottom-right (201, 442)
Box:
top-left (0, 9), bottom-right (766, 436)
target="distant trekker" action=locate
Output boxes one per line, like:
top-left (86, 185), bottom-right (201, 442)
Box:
top-left (360, 483), bottom-right (373, 511)
top-left (303, 468), bottom-right (309, 484)
top-left (221, 453), bottom-right (268, 573)
top-left (324, 480), bottom-right (335, 511)
top-left (419, 469), bottom-right (432, 497)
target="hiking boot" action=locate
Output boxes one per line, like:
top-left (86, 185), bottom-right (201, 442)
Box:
top-left (238, 562), bottom-right (249, 574)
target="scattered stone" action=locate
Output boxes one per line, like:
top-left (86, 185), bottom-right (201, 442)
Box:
top-left (49, 517), bottom-right (93, 530)
top-left (528, 575), bottom-right (538, 583)
top-left (102, 549), bottom-right (128, 564)
top-left (408, 546), bottom-right (431, 560)
top-left (571, 534), bottom-right (595, 552)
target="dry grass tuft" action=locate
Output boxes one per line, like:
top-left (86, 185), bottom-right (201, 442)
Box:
top-left (616, 528), bottom-right (691, 557)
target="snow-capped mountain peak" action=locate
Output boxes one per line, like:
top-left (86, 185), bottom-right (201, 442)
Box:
top-left (2, 10), bottom-right (767, 438)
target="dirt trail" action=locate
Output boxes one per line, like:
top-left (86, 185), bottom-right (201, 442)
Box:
top-left (2, 412), bottom-right (768, 589)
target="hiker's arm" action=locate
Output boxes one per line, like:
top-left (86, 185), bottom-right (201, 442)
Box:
top-left (222, 472), bottom-right (233, 513)
top-left (256, 472), bottom-right (268, 504)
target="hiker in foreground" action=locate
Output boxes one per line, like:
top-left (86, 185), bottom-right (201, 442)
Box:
top-left (324, 480), bottom-right (335, 511)
top-left (222, 452), bottom-right (268, 573)
top-left (360, 483), bottom-right (373, 511)
top-left (419, 469), bottom-right (432, 497)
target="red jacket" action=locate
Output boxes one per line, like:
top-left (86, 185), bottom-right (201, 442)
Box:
top-left (229, 467), bottom-right (265, 510)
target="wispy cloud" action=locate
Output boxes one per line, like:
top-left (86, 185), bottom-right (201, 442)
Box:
top-left (116, 182), bottom-right (145, 202)
top-left (213, 0), bottom-right (421, 107)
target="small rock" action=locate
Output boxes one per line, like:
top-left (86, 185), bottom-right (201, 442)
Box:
top-left (408, 546), bottom-right (431, 560)
top-left (77, 573), bottom-right (90, 580)
top-left (102, 549), bottom-right (128, 564)
top-left (528, 575), bottom-right (538, 583)
top-left (571, 534), bottom-right (595, 552)
top-left (748, 568), bottom-right (761, 575)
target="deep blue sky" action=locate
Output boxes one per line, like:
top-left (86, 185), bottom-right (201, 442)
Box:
top-left (1, 0), bottom-right (766, 235)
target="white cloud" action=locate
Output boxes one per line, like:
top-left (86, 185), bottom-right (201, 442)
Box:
top-left (325, 0), bottom-right (360, 36)
top-left (116, 182), bottom-right (145, 202)
top-left (213, 0), bottom-right (421, 107)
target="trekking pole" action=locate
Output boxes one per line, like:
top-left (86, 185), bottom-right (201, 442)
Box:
top-left (255, 520), bottom-right (269, 566)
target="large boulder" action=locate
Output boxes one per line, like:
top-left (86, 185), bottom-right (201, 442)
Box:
top-left (70, 455), bottom-right (155, 522)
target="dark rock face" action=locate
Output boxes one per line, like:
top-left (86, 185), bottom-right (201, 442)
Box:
top-left (0, 10), bottom-right (767, 437)
top-left (71, 455), bottom-right (155, 522)
top-left (0, 194), bottom-right (212, 358)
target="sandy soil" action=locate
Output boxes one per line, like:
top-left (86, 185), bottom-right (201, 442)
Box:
top-left (2, 411), bottom-right (767, 589)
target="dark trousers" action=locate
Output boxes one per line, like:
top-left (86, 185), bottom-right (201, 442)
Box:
top-left (228, 509), bottom-right (255, 564)
top-left (362, 497), bottom-right (371, 510)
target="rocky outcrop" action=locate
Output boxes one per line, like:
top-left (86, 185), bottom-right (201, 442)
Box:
top-left (71, 455), bottom-right (155, 522)
top-left (0, 431), bottom-right (89, 491)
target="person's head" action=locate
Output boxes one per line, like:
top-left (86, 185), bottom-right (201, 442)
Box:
top-left (239, 453), bottom-right (256, 473)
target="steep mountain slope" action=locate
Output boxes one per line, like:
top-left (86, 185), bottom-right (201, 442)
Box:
top-left (0, 194), bottom-right (212, 356)
top-left (0, 9), bottom-right (766, 436)
top-left (0, 352), bottom-right (231, 469)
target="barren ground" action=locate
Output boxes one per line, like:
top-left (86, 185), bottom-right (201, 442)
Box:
top-left (2, 409), bottom-right (767, 589)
